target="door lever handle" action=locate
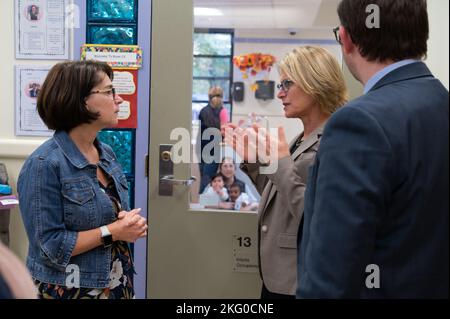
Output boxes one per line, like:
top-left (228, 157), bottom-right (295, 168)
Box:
top-left (159, 144), bottom-right (197, 196)
top-left (160, 175), bottom-right (196, 187)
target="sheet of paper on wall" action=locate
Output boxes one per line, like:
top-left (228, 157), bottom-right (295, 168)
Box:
top-left (15, 65), bottom-right (53, 137)
top-left (15, 0), bottom-right (70, 59)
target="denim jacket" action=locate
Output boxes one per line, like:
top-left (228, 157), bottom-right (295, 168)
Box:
top-left (18, 130), bottom-right (130, 288)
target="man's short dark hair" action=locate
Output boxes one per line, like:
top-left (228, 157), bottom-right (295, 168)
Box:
top-left (337, 0), bottom-right (429, 62)
top-left (37, 60), bottom-right (114, 131)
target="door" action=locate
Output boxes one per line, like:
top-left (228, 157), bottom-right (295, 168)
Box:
top-left (146, 0), bottom-right (261, 298)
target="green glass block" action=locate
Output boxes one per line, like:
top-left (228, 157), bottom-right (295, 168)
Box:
top-left (88, 0), bottom-right (136, 22)
top-left (97, 130), bottom-right (134, 174)
top-left (88, 25), bottom-right (137, 45)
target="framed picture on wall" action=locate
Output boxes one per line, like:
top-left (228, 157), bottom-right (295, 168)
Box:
top-left (14, 65), bottom-right (53, 136)
top-left (15, 0), bottom-right (69, 59)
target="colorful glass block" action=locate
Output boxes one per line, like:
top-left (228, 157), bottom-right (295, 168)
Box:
top-left (97, 130), bottom-right (134, 175)
top-left (88, 0), bottom-right (136, 22)
top-left (88, 25), bottom-right (137, 45)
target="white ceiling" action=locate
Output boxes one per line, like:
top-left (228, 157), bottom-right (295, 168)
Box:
top-left (194, 0), bottom-right (340, 29)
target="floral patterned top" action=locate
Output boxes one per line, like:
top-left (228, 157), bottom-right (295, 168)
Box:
top-left (35, 179), bottom-right (135, 299)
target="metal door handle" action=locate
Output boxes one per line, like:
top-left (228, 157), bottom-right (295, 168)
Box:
top-left (159, 144), bottom-right (197, 196)
top-left (160, 175), bottom-right (196, 187)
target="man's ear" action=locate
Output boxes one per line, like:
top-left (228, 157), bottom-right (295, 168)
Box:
top-left (340, 26), bottom-right (356, 55)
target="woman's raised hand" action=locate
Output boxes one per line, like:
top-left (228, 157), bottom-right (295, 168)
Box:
top-left (222, 123), bottom-right (258, 163)
top-left (222, 123), bottom-right (290, 164)
top-left (254, 125), bottom-right (290, 163)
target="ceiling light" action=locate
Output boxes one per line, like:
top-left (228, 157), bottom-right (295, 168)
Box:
top-left (194, 7), bottom-right (223, 16)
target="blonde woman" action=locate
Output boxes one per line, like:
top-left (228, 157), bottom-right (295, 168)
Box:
top-left (224, 46), bottom-right (348, 298)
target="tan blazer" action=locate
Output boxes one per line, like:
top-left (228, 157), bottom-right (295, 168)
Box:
top-left (241, 124), bottom-right (324, 295)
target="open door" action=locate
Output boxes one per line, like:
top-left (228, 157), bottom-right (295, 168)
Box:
top-left (146, 0), bottom-right (261, 298)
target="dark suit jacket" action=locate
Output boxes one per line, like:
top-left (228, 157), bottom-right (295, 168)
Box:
top-left (297, 62), bottom-right (449, 298)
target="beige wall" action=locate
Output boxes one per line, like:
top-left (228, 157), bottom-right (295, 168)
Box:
top-left (229, 27), bottom-right (383, 143)
top-left (231, 0), bottom-right (450, 141)
top-left (427, 0), bottom-right (449, 90)
top-left (231, 28), bottom-right (344, 143)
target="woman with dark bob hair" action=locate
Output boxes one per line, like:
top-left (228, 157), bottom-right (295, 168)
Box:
top-left (18, 60), bottom-right (147, 299)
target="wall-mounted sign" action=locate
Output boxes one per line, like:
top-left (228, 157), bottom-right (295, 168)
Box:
top-left (232, 233), bottom-right (259, 273)
top-left (113, 69), bottom-right (138, 129)
top-left (81, 44), bottom-right (143, 69)
top-left (81, 45), bottom-right (141, 128)
top-left (15, 0), bottom-right (69, 59)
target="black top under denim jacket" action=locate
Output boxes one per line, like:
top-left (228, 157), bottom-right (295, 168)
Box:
top-left (18, 130), bottom-right (134, 288)
top-left (34, 181), bottom-right (135, 299)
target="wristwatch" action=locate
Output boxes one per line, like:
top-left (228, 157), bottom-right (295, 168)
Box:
top-left (100, 225), bottom-right (113, 248)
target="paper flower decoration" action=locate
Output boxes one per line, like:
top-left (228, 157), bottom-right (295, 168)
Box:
top-left (233, 53), bottom-right (276, 79)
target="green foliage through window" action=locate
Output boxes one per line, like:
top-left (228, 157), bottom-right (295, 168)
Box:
top-left (194, 33), bottom-right (232, 56)
top-left (192, 30), bottom-right (234, 120)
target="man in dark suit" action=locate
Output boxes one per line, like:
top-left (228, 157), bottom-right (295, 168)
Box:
top-left (297, 0), bottom-right (449, 298)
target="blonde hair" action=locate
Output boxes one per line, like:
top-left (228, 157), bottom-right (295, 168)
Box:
top-left (208, 86), bottom-right (224, 108)
top-left (208, 86), bottom-right (223, 100)
top-left (278, 46), bottom-right (348, 114)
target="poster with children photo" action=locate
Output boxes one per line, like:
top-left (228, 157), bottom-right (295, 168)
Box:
top-left (26, 82), bottom-right (41, 98)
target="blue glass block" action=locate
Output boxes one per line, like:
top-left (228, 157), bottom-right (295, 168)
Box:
top-left (97, 130), bottom-right (134, 174)
top-left (127, 180), bottom-right (132, 199)
top-left (88, 0), bottom-right (137, 22)
top-left (88, 25), bottom-right (137, 45)
top-left (126, 179), bottom-right (134, 208)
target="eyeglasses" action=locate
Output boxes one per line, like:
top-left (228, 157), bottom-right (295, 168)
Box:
top-left (276, 79), bottom-right (294, 93)
top-left (333, 26), bottom-right (342, 45)
top-left (90, 87), bottom-right (116, 100)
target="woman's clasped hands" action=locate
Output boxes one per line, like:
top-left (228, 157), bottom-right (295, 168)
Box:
top-left (109, 208), bottom-right (148, 243)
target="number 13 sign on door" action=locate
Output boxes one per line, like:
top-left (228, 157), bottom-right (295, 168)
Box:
top-left (232, 234), bottom-right (258, 273)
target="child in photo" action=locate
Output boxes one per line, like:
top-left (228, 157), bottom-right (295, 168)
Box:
top-left (202, 173), bottom-right (229, 202)
top-left (229, 183), bottom-right (258, 211)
